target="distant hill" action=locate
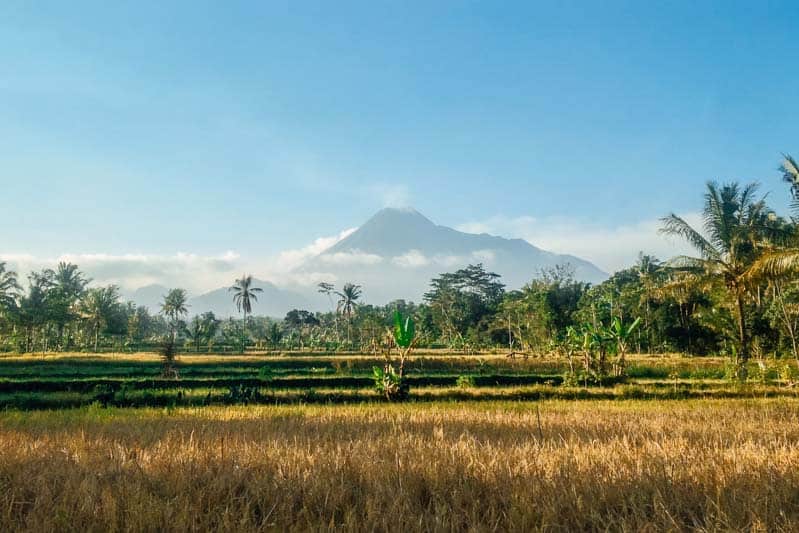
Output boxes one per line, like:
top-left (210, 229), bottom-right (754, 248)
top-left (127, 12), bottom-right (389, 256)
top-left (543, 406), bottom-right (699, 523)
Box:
top-left (296, 207), bottom-right (607, 304)
top-left (125, 280), bottom-right (309, 318)
top-left (125, 284), bottom-right (171, 314)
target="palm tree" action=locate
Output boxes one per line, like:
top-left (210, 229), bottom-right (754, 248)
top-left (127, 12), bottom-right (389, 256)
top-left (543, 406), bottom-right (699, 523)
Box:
top-left (317, 282), bottom-right (339, 343)
top-left (747, 154), bottom-right (799, 276)
top-left (0, 262), bottom-right (20, 310)
top-left (335, 283), bottom-right (362, 346)
top-left (229, 275), bottom-right (263, 325)
top-left (660, 181), bottom-right (780, 372)
top-left (160, 288), bottom-right (189, 341)
top-left (186, 311), bottom-right (220, 352)
top-left (0, 263), bottom-right (20, 349)
top-left (80, 285), bottom-right (120, 352)
top-left (54, 262), bottom-right (89, 297)
top-left (635, 253), bottom-right (661, 352)
top-left (781, 154), bottom-right (799, 212)
top-left (52, 262), bottom-right (89, 349)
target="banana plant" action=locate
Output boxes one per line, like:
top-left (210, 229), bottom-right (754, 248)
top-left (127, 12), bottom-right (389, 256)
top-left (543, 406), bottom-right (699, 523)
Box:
top-left (373, 310), bottom-right (416, 401)
top-left (394, 311), bottom-right (415, 351)
top-left (580, 323), bottom-right (609, 380)
top-left (607, 316), bottom-right (642, 376)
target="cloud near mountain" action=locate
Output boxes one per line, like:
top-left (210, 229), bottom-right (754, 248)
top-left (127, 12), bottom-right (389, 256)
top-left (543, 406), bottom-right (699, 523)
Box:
top-left (3, 207), bottom-right (702, 317)
top-left (455, 212), bottom-right (703, 273)
top-left (291, 207), bottom-right (608, 306)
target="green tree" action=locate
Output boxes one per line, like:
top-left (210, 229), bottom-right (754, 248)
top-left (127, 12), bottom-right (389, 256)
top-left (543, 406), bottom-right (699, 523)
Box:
top-left (125, 304), bottom-right (153, 350)
top-left (335, 283), bottom-right (362, 346)
top-left (0, 263), bottom-right (21, 349)
top-left (284, 309), bottom-right (320, 350)
top-left (424, 264), bottom-right (505, 350)
top-left (80, 285), bottom-right (121, 352)
top-left (186, 311), bottom-right (220, 352)
top-left (660, 181), bottom-right (782, 375)
top-left (317, 282), bottom-right (339, 342)
top-left (160, 288), bottom-right (189, 342)
top-left (747, 155), bottom-right (799, 277)
top-left (15, 270), bottom-right (55, 352)
top-left (49, 262), bottom-right (89, 350)
top-left (230, 275), bottom-right (263, 332)
top-left (0, 262), bottom-right (20, 310)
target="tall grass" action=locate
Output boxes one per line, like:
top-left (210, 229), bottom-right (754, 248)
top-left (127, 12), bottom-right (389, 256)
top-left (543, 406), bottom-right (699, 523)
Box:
top-left (1, 399), bottom-right (798, 530)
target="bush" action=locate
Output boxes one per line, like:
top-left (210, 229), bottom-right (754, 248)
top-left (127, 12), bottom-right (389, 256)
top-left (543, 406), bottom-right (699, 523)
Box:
top-left (373, 366), bottom-right (409, 401)
top-left (160, 338), bottom-right (179, 378)
top-left (456, 375), bottom-right (476, 388)
top-left (226, 384), bottom-right (262, 404)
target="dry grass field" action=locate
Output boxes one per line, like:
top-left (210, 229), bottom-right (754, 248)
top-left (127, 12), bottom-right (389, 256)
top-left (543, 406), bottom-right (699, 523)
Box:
top-left (1, 399), bottom-right (799, 531)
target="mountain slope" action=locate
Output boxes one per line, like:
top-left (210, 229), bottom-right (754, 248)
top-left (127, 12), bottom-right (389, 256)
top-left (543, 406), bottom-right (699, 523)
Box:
top-left (299, 207), bottom-right (607, 304)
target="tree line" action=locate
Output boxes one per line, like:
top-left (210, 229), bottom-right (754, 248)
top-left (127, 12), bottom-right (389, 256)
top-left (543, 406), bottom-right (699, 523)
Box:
top-left (2, 155), bottom-right (799, 373)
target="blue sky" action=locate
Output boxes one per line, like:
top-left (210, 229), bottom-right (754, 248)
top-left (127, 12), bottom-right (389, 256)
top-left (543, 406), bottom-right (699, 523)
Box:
top-left (2, 1), bottom-right (799, 290)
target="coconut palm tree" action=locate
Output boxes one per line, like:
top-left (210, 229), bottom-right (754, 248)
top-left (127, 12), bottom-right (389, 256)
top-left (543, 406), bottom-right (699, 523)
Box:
top-left (51, 262), bottom-right (89, 349)
top-left (229, 275), bottom-right (262, 325)
top-left (781, 154), bottom-right (799, 212)
top-left (317, 282), bottom-right (339, 343)
top-left (160, 288), bottom-right (189, 341)
top-left (660, 181), bottom-right (781, 373)
top-left (80, 285), bottom-right (121, 352)
top-left (0, 262), bottom-right (20, 310)
top-left (747, 154), bottom-right (799, 276)
top-left (335, 283), bottom-right (362, 346)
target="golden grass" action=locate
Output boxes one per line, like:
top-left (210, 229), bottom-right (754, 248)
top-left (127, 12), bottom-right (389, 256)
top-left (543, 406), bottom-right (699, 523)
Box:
top-left (1, 399), bottom-right (798, 531)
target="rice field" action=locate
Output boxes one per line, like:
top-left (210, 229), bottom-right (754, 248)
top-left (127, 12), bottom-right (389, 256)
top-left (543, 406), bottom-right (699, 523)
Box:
top-left (1, 352), bottom-right (798, 531)
top-left (1, 399), bottom-right (798, 531)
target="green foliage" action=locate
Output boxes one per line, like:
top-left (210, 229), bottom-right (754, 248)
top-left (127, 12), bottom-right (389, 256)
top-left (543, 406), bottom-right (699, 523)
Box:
top-left (160, 336), bottom-right (179, 378)
top-left (372, 365), bottom-right (409, 401)
top-left (226, 383), bottom-right (262, 404)
top-left (456, 375), bottom-right (476, 388)
top-left (222, 320), bottom-right (248, 354)
top-left (424, 264), bottom-right (505, 349)
top-left (393, 311), bottom-right (415, 349)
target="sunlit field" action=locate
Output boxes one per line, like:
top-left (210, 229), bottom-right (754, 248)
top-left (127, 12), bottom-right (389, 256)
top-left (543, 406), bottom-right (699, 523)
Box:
top-left (2, 352), bottom-right (798, 530)
top-left (0, 352), bottom-right (795, 410)
top-left (2, 399), bottom-right (799, 531)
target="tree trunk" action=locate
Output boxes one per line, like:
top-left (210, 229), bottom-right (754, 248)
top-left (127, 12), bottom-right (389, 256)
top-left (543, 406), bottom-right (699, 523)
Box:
top-left (735, 291), bottom-right (749, 375)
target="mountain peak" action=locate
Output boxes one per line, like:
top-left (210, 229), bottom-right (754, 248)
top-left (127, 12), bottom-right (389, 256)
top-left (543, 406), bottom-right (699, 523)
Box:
top-left (365, 206), bottom-right (434, 225)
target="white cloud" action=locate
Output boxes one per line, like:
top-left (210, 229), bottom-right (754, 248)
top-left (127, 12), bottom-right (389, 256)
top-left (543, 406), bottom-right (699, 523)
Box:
top-left (272, 227), bottom-right (356, 272)
top-left (456, 214), bottom-right (703, 273)
top-left (390, 249), bottom-right (498, 269)
top-left (392, 249), bottom-right (430, 268)
top-left (0, 251), bottom-right (242, 292)
top-left (0, 226), bottom-right (359, 293)
top-left (317, 250), bottom-right (383, 266)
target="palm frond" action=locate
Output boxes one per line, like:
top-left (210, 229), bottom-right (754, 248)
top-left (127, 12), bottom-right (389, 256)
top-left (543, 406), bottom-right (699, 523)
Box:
top-left (746, 248), bottom-right (799, 280)
top-left (662, 255), bottom-right (717, 271)
top-left (659, 214), bottom-right (722, 261)
top-left (781, 154), bottom-right (799, 217)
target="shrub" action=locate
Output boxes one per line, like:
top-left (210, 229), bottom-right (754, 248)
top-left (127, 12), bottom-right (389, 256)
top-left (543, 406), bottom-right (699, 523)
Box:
top-left (456, 375), bottom-right (476, 388)
top-left (226, 384), bottom-right (261, 404)
top-left (372, 366), bottom-right (409, 401)
top-left (160, 338), bottom-right (179, 378)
